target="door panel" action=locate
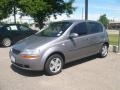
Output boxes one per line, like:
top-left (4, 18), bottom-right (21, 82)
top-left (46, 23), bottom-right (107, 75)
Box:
top-left (71, 37), bottom-right (90, 61)
top-left (86, 22), bottom-right (104, 54)
top-left (64, 22), bottom-right (91, 62)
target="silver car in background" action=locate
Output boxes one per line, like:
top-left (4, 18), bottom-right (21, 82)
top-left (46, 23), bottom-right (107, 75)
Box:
top-left (10, 20), bottom-right (109, 75)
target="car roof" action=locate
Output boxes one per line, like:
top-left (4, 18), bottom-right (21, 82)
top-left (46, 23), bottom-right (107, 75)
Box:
top-left (0, 24), bottom-right (28, 29)
top-left (54, 20), bottom-right (98, 23)
top-left (2, 24), bottom-right (23, 26)
top-left (0, 23), bottom-right (28, 27)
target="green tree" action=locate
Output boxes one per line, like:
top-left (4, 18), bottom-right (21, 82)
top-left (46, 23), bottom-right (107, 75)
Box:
top-left (98, 14), bottom-right (109, 29)
top-left (0, 0), bottom-right (12, 21)
top-left (18, 0), bottom-right (75, 29)
top-left (0, 0), bottom-right (75, 28)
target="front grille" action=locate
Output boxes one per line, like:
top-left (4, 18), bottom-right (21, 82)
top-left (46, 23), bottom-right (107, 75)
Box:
top-left (12, 49), bottom-right (21, 55)
top-left (15, 63), bottom-right (23, 67)
top-left (15, 62), bottom-right (30, 68)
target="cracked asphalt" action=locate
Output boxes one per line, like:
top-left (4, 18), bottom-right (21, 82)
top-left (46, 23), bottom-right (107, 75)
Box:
top-left (0, 47), bottom-right (120, 90)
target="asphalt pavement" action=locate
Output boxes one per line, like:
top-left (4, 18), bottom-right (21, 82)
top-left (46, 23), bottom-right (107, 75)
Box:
top-left (0, 47), bottom-right (120, 90)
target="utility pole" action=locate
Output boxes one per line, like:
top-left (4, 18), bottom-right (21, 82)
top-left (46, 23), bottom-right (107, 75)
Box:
top-left (13, 0), bottom-right (16, 24)
top-left (82, 7), bottom-right (84, 20)
top-left (13, 5), bottom-right (16, 24)
top-left (118, 29), bottom-right (120, 53)
top-left (85, 0), bottom-right (88, 20)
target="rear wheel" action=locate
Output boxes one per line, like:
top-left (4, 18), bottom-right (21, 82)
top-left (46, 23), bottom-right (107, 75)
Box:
top-left (45, 54), bottom-right (63, 75)
top-left (2, 38), bottom-right (12, 47)
top-left (99, 44), bottom-right (108, 58)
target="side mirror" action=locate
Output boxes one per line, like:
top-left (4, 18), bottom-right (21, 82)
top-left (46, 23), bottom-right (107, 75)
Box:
top-left (69, 33), bottom-right (79, 38)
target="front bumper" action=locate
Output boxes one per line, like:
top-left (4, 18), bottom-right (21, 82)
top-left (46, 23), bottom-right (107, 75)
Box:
top-left (9, 49), bottom-right (44, 71)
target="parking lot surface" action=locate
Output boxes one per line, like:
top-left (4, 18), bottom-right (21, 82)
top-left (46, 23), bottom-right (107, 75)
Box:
top-left (0, 47), bottom-right (120, 90)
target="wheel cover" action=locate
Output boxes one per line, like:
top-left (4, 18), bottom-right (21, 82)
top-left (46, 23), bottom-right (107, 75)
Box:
top-left (3, 38), bottom-right (11, 47)
top-left (49, 58), bottom-right (62, 73)
top-left (102, 45), bottom-right (108, 56)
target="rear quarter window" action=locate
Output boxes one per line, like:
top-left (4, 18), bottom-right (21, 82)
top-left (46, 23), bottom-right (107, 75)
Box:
top-left (87, 22), bottom-right (103, 34)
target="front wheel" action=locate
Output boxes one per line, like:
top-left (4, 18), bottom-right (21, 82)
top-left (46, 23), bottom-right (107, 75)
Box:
top-left (45, 54), bottom-right (64, 75)
top-left (98, 44), bottom-right (108, 58)
top-left (2, 38), bottom-right (12, 47)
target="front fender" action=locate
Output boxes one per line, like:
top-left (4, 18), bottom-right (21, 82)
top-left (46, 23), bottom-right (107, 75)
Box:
top-left (40, 47), bottom-right (64, 70)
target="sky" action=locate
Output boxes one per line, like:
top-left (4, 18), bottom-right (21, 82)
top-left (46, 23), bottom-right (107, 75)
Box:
top-left (51, 0), bottom-right (120, 21)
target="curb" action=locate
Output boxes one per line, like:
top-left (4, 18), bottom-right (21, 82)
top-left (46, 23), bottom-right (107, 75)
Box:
top-left (109, 45), bottom-right (120, 53)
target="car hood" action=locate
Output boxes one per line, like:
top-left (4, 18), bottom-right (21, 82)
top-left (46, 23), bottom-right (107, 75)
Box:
top-left (13, 35), bottom-right (57, 51)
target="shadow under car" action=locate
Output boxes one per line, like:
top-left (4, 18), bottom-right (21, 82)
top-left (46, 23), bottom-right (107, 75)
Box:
top-left (11, 55), bottom-right (98, 76)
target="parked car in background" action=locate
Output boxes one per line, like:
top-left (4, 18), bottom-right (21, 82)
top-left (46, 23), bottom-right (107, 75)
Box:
top-left (10, 20), bottom-right (109, 75)
top-left (0, 24), bottom-right (37, 47)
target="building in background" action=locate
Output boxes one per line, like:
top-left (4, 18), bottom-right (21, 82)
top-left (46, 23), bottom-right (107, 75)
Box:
top-left (2, 14), bottom-right (34, 24)
top-left (109, 21), bottom-right (120, 30)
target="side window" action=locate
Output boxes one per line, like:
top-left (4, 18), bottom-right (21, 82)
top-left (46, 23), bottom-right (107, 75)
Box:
top-left (19, 25), bottom-right (30, 31)
top-left (70, 22), bottom-right (88, 36)
top-left (6, 25), bottom-right (18, 31)
top-left (87, 22), bottom-right (103, 34)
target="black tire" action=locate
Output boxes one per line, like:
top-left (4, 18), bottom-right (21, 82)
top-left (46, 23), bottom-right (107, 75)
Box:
top-left (2, 38), bottom-right (12, 47)
top-left (45, 54), bottom-right (64, 75)
top-left (98, 44), bottom-right (108, 58)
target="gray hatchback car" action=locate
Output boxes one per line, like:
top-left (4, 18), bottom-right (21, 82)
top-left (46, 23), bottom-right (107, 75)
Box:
top-left (10, 20), bottom-right (109, 75)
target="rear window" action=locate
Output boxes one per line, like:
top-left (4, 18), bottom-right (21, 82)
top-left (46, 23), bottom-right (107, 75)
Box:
top-left (87, 22), bottom-right (103, 34)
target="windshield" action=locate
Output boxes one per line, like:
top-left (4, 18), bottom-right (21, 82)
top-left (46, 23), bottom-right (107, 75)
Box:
top-left (36, 22), bottom-right (72, 37)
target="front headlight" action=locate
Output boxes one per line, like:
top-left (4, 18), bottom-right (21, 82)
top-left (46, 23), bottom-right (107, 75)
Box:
top-left (20, 49), bottom-right (40, 59)
top-left (10, 46), bottom-right (13, 52)
top-left (21, 49), bottom-right (40, 55)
